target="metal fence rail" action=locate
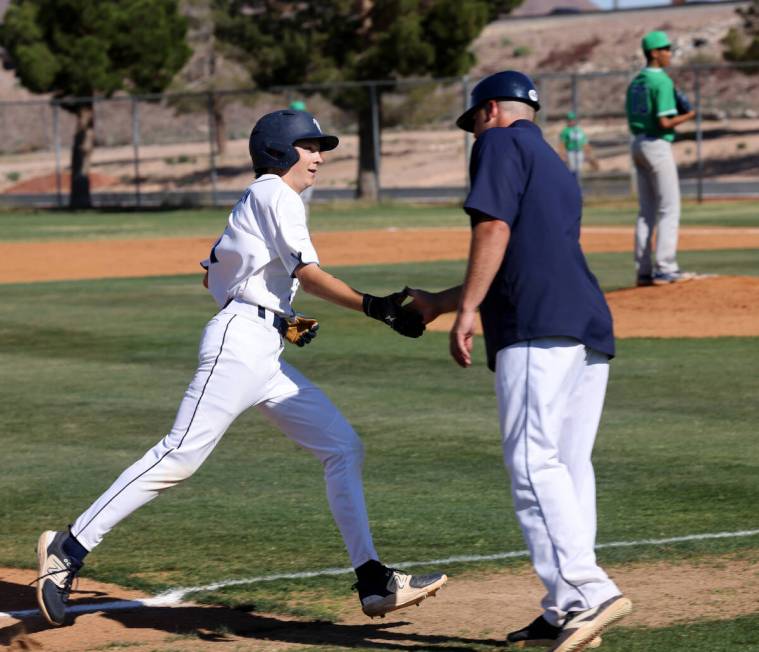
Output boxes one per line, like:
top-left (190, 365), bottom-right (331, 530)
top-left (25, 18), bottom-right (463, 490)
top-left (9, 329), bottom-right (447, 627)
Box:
top-left (1, 62), bottom-right (757, 207)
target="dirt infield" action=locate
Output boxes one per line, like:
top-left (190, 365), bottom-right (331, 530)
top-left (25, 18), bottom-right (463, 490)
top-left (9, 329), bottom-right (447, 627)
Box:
top-left (3, 226), bottom-right (759, 338)
top-left (3, 226), bottom-right (759, 284)
top-left (2, 555), bottom-right (758, 650)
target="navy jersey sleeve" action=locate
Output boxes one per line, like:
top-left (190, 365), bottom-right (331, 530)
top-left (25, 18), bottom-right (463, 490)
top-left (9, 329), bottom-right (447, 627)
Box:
top-left (463, 130), bottom-right (526, 226)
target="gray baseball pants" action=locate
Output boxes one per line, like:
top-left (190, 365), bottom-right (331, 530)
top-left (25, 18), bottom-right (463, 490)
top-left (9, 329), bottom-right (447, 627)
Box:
top-left (631, 136), bottom-right (681, 276)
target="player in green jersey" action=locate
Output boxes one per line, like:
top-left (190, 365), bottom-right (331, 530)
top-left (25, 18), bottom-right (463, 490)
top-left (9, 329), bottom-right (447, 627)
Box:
top-left (625, 30), bottom-right (696, 286)
top-left (559, 112), bottom-right (590, 180)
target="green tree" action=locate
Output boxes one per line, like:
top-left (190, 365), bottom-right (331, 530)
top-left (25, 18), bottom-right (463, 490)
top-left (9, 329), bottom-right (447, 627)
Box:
top-left (214, 0), bottom-right (514, 200)
top-left (722, 0), bottom-right (759, 71)
top-left (1, 0), bottom-right (191, 208)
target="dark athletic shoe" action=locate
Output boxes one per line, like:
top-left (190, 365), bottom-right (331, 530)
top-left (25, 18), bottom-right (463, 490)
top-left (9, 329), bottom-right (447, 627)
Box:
top-left (548, 595), bottom-right (632, 652)
top-left (354, 566), bottom-right (447, 618)
top-left (35, 530), bottom-right (83, 626)
top-left (506, 615), bottom-right (602, 648)
top-left (636, 274), bottom-right (654, 287)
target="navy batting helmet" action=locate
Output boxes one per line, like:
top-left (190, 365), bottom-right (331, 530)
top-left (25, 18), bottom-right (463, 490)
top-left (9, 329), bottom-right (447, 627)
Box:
top-left (456, 71), bottom-right (541, 132)
top-left (249, 109), bottom-right (339, 173)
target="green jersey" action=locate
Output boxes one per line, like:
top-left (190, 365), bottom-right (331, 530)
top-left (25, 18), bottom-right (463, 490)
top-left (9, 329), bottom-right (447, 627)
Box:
top-left (559, 125), bottom-right (587, 152)
top-left (625, 67), bottom-right (677, 142)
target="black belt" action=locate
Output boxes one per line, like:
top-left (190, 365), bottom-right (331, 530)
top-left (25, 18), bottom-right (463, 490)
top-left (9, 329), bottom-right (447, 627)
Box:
top-left (257, 305), bottom-right (288, 337)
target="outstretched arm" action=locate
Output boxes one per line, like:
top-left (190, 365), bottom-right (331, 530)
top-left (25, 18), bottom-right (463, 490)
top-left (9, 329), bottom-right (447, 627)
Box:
top-left (406, 285), bottom-right (462, 324)
top-left (295, 262), bottom-right (424, 338)
top-left (295, 262), bottom-right (364, 311)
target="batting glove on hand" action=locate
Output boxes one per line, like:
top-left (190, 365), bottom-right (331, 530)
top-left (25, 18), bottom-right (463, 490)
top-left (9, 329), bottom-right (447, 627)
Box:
top-left (675, 88), bottom-right (693, 114)
top-left (285, 316), bottom-right (319, 347)
top-left (363, 289), bottom-right (425, 338)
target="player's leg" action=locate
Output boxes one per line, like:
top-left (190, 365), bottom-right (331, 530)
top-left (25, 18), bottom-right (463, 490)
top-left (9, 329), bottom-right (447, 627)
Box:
top-left (257, 360), bottom-right (376, 567)
top-left (649, 140), bottom-right (681, 276)
top-left (70, 313), bottom-right (278, 550)
top-left (256, 360), bottom-right (446, 617)
top-left (36, 311), bottom-right (278, 625)
top-left (557, 347), bottom-right (610, 550)
top-left (632, 137), bottom-right (657, 282)
top-left (497, 338), bottom-right (619, 628)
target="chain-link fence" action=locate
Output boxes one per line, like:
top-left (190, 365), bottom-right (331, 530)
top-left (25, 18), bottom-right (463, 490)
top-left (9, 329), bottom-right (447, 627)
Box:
top-left (1, 62), bottom-right (757, 208)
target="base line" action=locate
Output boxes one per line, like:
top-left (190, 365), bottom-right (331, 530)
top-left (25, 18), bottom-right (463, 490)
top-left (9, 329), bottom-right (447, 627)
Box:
top-left (3, 527), bottom-right (758, 620)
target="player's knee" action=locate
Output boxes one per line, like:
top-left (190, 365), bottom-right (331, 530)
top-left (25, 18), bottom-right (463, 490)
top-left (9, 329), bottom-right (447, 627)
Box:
top-left (326, 424), bottom-right (365, 468)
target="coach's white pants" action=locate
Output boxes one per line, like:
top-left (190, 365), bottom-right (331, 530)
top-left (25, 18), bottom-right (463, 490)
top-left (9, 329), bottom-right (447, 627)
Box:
top-left (496, 338), bottom-right (619, 626)
top-left (631, 136), bottom-right (681, 276)
top-left (71, 300), bottom-right (378, 568)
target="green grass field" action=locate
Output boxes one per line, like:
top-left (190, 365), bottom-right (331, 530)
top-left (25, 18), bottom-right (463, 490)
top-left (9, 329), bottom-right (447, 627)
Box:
top-left (1, 198), bottom-right (758, 241)
top-left (1, 201), bottom-right (758, 650)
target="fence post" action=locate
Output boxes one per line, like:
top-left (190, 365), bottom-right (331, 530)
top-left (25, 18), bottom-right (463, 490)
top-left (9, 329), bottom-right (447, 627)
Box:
top-left (370, 84), bottom-right (381, 198)
top-left (571, 73), bottom-right (578, 117)
top-left (131, 98), bottom-right (142, 208)
top-left (52, 102), bottom-right (63, 208)
top-left (207, 91), bottom-right (219, 206)
top-left (694, 67), bottom-right (703, 204)
top-left (463, 75), bottom-right (471, 188)
top-left (52, 100), bottom-right (63, 208)
top-left (536, 75), bottom-right (548, 127)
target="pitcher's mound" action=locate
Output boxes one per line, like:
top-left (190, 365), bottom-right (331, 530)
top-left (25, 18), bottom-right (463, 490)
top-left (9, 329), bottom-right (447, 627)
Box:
top-left (426, 275), bottom-right (759, 339)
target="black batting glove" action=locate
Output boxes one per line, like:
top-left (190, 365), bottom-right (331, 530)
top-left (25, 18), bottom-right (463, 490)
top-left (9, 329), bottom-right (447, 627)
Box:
top-left (362, 289), bottom-right (425, 338)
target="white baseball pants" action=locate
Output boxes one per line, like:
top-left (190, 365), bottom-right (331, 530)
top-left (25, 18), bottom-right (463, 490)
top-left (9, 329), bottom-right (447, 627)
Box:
top-left (495, 338), bottom-right (620, 626)
top-left (631, 135), bottom-right (681, 276)
top-left (71, 300), bottom-right (378, 568)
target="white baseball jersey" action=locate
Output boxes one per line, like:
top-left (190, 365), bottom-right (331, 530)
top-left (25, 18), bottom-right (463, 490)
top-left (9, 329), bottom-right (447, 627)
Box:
top-left (202, 174), bottom-right (320, 315)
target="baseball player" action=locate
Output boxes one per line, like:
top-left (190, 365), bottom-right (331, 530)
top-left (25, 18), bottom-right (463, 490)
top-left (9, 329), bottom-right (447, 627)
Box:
top-left (34, 109), bottom-right (446, 627)
top-left (626, 30), bottom-right (696, 286)
top-left (558, 112), bottom-right (589, 180)
top-left (407, 71), bottom-right (631, 652)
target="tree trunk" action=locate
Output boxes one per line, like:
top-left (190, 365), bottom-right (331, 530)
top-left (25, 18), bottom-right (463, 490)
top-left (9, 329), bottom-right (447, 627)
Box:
top-left (213, 94), bottom-right (227, 157)
top-left (356, 101), bottom-right (379, 201)
top-left (70, 103), bottom-right (94, 209)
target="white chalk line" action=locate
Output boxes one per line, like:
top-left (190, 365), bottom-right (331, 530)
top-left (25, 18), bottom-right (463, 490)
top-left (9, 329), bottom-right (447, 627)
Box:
top-left (3, 528), bottom-right (758, 620)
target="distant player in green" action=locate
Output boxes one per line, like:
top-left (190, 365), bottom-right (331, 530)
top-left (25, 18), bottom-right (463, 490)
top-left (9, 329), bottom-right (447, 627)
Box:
top-left (625, 30), bottom-right (696, 286)
top-left (559, 112), bottom-right (588, 179)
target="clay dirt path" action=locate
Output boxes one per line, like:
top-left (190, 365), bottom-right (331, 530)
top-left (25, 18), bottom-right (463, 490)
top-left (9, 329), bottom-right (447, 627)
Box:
top-left (3, 226), bottom-right (759, 285)
top-left (2, 556), bottom-right (759, 651)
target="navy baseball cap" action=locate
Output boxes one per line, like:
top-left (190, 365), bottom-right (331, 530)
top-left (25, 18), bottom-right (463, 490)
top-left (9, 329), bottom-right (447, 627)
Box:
top-left (456, 70), bottom-right (541, 132)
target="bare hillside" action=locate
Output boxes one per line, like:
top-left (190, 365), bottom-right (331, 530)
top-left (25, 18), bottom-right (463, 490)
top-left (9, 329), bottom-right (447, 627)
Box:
top-left (472, 3), bottom-right (746, 75)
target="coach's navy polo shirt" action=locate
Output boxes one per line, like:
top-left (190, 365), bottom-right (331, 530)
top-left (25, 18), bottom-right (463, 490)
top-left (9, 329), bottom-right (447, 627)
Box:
top-left (464, 120), bottom-right (614, 371)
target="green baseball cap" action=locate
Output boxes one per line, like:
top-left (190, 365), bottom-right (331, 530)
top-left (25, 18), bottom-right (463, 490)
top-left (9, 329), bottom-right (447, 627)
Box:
top-left (567, 111), bottom-right (577, 121)
top-left (642, 31), bottom-right (671, 52)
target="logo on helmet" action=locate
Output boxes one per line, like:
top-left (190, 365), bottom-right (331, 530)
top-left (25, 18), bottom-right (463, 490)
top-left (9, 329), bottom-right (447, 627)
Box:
top-left (528, 89), bottom-right (539, 102)
top-left (313, 118), bottom-right (321, 133)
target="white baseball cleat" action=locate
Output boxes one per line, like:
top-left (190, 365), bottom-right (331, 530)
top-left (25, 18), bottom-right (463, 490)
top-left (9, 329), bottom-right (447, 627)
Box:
top-left (548, 595), bottom-right (632, 652)
top-left (506, 614), bottom-right (602, 648)
top-left (354, 566), bottom-right (447, 618)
